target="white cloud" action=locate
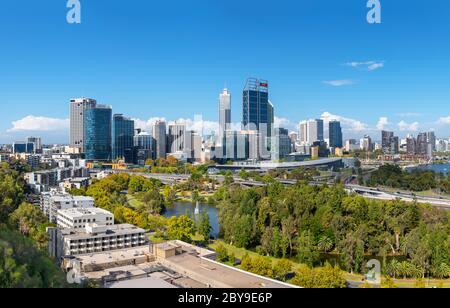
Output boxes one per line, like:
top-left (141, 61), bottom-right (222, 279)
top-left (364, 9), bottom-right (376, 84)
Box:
top-left (376, 117), bottom-right (389, 130)
top-left (398, 120), bottom-right (419, 132)
top-left (8, 116), bottom-right (69, 132)
top-left (345, 61), bottom-right (385, 71)
top-left (320, 112), bottom-right (368, 132)
top-left (438, 116), bottom-right (450, 125)
top-left (323, 80), bottom-right (355, 87)
top-left (398, 112), bottom-right (423, 117)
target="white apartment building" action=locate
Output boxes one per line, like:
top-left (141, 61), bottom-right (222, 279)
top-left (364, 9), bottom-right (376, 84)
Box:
top-left (48, 224), bottom-right (147, 259)
top-left (41, 192), bottom-right (95, 223)
top-left (57, 207), bottom-right (114, 230)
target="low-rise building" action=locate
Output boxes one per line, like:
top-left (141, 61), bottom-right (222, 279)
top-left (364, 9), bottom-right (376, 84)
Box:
top-left (41, 192), bottom-right (95, 223)
top-left (59, 177), bottom-right (91, 192)
top-left (57, 207), bottom-right (114, 230)
top-left (48, 224), bottom-right (147, 259)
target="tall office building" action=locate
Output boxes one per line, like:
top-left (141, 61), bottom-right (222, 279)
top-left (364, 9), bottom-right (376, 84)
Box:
top-left (112, 114), bottom-right (135, 163)
top-left (360, 135), bottom-right (373, 152)
top-left (416, 132), bottom-right (429, 155)
top-left (406, 136), bottom-right (417, 155)
top-left (427, 131), bottom-right (436, 152)
top-left (218, 88), bottom-right (231, 147)
top-left (84, 105), bottom-right (112, 161)
top-left (329, 121), bottom-right (343, 148)
top-left (307, 119), bottom-right (324, 144)
top-left (381, 131), bottom-right (394, 153)
top-left (152, 120), bottom-right (167, 159)
top-left (70, 98), bottom-right (97, 152)
top-left (134, 132), bottom-right (153, 165)
top-left (26, 137), bottom-right (42, 153)
top-left (168, 122), bottom-right (186, 154)
top-left (299, 121), bottom-right (308, 144)
top-left (271, 128), bottom-right (291, 161)
top-left (242, 78), bottom-right (274, 144)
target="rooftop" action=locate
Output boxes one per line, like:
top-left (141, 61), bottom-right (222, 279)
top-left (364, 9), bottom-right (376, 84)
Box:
top-left (57, 207), bottom-right (112, 218)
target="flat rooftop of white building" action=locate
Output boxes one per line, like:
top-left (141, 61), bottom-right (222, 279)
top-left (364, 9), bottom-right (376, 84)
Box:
top-left (58, 207), bottom-right (112, 218)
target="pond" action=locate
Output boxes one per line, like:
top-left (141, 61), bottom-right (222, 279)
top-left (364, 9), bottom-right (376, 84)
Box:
top-left (164, 202), bottom-right (220, 238)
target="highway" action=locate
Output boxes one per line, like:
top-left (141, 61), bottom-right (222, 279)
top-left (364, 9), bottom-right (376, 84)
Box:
top-left (108, 170), bottom-right (450, 210)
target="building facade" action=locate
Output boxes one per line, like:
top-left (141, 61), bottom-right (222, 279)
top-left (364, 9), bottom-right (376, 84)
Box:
top-left (112, 114), bottom-right (135, 163)
top-left (84, 105), bottom-right (112, 161)
top-left (152, 120), bottom-right (167, 159)
top-left (328, 121), bottom-right (343, 148)
top-left (218, 88), bottom-right (231, 147)
top-left (70, 98), bottom-right (97, 152)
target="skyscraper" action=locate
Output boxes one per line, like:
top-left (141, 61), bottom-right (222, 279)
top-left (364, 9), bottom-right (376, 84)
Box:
top-left (70, 98), bottom-right (97, 152)
top-left (381, 131), bottom-right (394, 153)
top-left (329, 121), bottom-right (343, 148)
top-left (84, 105), bottom-right (112, 161)
top-left (299, 121), bottom-right (308, 144)
top-left (112, 114), bottom-right (135, 163)
top-left (427, 131), bottom-right (436, 152)
top-left (134, 132), bottom-right (153, 165)
top-left (417, 132), bottom-right (429, 155)
top-left (218, 88), bottom-right (231, 147)
top-left (242, 78), bottom-right (273, 142)
top-left (271, 128), bottom-right (291, 161)
top-left (307, 119), bottom-right (324, 144)
top-left (152, 120), bottom-right (167, 159)
top-left (168, 122), bottom-right (186, 154)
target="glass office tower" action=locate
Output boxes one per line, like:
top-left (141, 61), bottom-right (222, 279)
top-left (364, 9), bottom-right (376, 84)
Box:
top-left (84, 105), bottom-right (112, 161)
top-left (329, 120), bottom-right (343, 148)
top-left (112, 114), bottom-right (135, 163)
top-left (242, 78), bottom-right (273, 158)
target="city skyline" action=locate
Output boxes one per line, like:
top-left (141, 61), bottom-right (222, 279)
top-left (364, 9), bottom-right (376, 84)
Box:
top-left (1, 1), bottom-right (450, 143)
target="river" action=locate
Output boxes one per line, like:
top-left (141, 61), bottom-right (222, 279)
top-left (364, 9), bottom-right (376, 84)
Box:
top-left (410, 163), bottom-right (450, 174)
top-left (164, 202), bottom-right (220, 238)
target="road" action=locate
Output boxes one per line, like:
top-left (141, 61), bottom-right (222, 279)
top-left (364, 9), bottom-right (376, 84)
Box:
top-left (109, 170), bottom-right (450, 209)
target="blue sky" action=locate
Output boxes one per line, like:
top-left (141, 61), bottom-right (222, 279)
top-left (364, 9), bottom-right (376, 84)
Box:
top-left (1, 0), bottom-right (450, 143)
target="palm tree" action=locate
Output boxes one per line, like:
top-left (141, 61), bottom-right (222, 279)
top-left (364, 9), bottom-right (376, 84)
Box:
top-left (317, 236), bottom-right (334, 253)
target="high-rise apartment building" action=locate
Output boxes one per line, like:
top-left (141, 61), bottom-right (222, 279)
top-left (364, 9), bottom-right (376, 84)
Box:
top-left (328, 121), bottom-right (343, 148)
top-left (70, 98), bottom-right (97, 152)
top-left (84, 105), bottom-right (112, 161)
top-left (152, 120), bottom-right (167, 159)
top-left (218, 88), bottom-right (231, 147)
top-left (112, 114), bottom-right (135, 163)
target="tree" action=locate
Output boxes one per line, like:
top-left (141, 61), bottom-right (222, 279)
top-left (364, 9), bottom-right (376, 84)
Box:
top-left (296, 231), bottom-right (320, 267)
top-left (198, 209), bottom-right (212, 242)
top-left (167, 215), bottom-right (195, 242)
top-left (215, 243), bottom-right (228, 262)
top-left (273, 259), bottom-right (293, 281)
top-left (381, 276), bottom-right (398, 289)
top-left (290, 263), bottom-right (346, 288)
